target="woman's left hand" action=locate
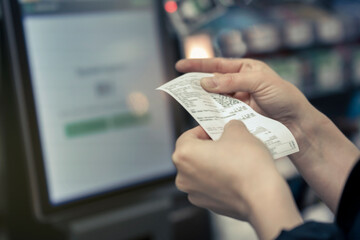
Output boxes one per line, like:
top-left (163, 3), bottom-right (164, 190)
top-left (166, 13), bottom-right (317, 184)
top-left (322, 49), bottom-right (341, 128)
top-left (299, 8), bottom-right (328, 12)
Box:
top-left (173, 120), bottom-right (303, 239)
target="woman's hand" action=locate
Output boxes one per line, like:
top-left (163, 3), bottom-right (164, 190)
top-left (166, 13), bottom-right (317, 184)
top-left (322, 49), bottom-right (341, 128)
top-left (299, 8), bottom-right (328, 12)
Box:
top-left (173, 120), bottom-right (303, 239)
top-left (176, 58), bottom-right (360, 212)
top-left (176, 58), bottom-right (313, 135)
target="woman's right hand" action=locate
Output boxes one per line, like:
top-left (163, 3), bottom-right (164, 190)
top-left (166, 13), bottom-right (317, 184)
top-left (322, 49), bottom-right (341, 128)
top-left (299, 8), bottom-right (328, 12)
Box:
top-left (175, 58), bottom-right (315, 140)
top-left (176, 58), bottom-right (360, 212)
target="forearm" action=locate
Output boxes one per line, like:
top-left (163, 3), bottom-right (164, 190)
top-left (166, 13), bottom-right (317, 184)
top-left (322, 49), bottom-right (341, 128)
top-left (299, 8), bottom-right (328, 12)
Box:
top-left (289, 105), bottom-right (360, 212)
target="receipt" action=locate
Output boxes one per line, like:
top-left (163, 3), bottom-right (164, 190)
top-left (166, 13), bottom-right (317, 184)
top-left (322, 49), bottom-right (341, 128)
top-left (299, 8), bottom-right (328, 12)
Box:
top-left (157, 72), bottom-right (299, 159)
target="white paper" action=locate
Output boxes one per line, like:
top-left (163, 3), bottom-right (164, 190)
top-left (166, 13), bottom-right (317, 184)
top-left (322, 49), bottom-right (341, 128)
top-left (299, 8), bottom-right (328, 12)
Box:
top-left (157, 72), bottom-right (299, 159)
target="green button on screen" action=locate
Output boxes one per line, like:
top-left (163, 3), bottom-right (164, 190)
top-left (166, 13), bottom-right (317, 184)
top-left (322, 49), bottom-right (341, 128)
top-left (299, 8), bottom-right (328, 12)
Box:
top-left (65, 113), bottom-right (150, 138)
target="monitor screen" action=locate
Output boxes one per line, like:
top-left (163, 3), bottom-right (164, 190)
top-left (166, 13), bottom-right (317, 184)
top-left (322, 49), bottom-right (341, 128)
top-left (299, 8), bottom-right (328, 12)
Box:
top-left (11, 0), bottom-right (175, 207)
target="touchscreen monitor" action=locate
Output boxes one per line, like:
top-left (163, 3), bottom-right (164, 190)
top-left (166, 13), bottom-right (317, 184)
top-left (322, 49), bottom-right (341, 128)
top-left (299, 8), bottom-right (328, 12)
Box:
top-left (3, 0), bottom-right (176, 215)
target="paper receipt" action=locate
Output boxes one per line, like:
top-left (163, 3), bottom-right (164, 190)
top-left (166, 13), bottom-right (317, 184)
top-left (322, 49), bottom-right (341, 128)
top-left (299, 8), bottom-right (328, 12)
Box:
top-left (157, 72), bottom-right (299, 159)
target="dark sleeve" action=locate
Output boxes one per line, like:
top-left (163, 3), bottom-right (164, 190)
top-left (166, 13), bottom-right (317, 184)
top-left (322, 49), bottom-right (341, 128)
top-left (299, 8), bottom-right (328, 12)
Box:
top-left (276, 221), bottom-right (344, 240)
top-left (276, 159), bottom-right (360, 240)
top-left (336, 159), bottom-right (360, 239)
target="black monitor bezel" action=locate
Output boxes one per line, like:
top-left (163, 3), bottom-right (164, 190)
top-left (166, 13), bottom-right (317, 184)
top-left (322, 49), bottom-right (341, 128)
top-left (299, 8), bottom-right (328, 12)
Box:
top-left (2, 0), bottom-right (179, 222)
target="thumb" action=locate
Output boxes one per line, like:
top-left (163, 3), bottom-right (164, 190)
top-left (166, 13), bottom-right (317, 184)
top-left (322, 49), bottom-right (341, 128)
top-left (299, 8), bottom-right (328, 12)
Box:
top-left (219, 120), bottom-right (251, 141)
top-left (200, 72), bottom-right (261, 94)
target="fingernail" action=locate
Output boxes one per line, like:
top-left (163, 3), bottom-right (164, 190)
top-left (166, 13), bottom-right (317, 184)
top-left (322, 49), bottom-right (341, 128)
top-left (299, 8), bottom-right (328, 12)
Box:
top-left (175, 60), bottom-right (186, 69)
top-left (201, 77), bottom-right (217, 89)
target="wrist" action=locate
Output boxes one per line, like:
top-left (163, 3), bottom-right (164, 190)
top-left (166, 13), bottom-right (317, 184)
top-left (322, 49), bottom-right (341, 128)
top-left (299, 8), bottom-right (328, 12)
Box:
top-left (288, 104), bottom-right (329, 163)
top-left (244, 175), bottom-right (303, 239)
top-left (288, 103), bottom-right (360, 212)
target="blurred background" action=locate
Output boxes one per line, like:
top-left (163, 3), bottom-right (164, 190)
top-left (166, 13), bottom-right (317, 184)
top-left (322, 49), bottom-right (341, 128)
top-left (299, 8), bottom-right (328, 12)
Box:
top-left (1, 0), bottom-right (360, 239)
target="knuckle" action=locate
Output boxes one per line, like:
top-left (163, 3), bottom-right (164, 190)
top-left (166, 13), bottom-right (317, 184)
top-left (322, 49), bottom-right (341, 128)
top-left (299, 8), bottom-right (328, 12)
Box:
top-left (175, 176), bottom-right (185, 191)
top-left (173, 145), bottom-right (191, 161)
top-left (242, 62), bottom-right (253, 71)
top-left (250, 60), bottom-right (268, 72)
top-left (241, 59), bottom-right (267, 73)
top-left (215, 58), bottom-right (226, 72)
top-left (172, 152), bottom-right (180, 165)
top-left (214, 60), bottom-right (222, 72)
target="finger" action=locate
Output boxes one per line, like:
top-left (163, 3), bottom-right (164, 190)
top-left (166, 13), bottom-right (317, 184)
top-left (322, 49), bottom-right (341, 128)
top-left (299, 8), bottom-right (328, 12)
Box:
top-left (220, 120), bottom-right (251, 140)
top-left (175, 175), bottom-right (187, 193)
top-left (176, 126), bottom-right (210, 148)
top-left (200, 72), bottom-right (262, 94)
top-left (176, 58), bottom-right (247, 73)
